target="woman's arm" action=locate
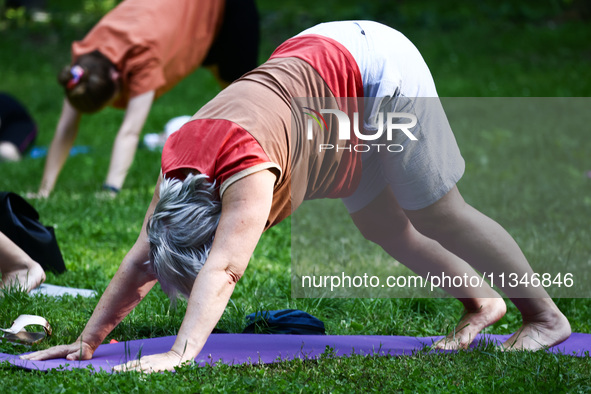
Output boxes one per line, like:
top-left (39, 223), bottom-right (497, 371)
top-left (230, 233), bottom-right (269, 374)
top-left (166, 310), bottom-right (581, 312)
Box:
top-left (103, 90), bottom-right (155, 192)
top-left (22, 173), bottom-right (163, 361)
top-left (114, 170), bottom-right (276, 372)
top-left (37, 99), bottom-right (81, 197)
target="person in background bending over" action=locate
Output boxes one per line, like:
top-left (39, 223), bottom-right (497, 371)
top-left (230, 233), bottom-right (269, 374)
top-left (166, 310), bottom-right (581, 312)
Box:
top-left (35, 0), bottom-right (259, 197)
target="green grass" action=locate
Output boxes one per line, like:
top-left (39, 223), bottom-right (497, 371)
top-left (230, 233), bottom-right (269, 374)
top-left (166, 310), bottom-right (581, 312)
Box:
top-left (1, 0), bottom-right (591, 392)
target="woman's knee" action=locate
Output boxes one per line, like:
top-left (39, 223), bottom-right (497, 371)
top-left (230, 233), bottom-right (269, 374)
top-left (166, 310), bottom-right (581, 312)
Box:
top-left (404, 186), bottom-right (468, 238)
top-left (350, 188), bottom-right (413, 246)
top-left (356, 215), bottom-right (412, 246)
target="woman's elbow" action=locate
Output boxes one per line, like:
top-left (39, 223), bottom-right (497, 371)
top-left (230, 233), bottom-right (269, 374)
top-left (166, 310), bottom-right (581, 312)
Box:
top-left (224, 266), bottom-right (244, 285)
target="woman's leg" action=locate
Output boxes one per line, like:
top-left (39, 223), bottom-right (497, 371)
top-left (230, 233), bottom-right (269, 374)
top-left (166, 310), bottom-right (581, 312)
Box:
top-left (0, 231), bottom-right (45, 292)
top-left (404, 186), bottom-right (571, 350)
top-left (350, 187), bottom-right (507, 349)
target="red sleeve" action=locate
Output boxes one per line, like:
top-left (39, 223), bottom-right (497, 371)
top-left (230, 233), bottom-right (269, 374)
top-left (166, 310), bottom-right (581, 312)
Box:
top-left (162, 119), bottom-right (275, 188)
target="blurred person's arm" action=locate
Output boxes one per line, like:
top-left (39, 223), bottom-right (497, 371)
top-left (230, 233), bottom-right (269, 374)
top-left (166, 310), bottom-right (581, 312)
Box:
top-left (37, 99), bottom-right (81, 197)
top-left (103, 90), bottom-right (154, 193)
top-left (22, 174), bottom-right (162, 361)
top-left (114, 170), bottom-right (276, 372)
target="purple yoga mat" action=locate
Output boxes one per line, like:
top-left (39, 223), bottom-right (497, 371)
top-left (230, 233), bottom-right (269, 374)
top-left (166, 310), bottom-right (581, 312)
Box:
top-left (1, 333), bottom-right (589, 372)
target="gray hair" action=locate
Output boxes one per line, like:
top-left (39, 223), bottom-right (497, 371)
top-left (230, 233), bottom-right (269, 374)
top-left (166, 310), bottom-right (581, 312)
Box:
top-left (147, 173), bottom-right (221, 300)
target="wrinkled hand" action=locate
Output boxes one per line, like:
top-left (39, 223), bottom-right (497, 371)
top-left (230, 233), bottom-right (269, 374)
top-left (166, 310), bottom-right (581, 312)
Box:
top-left (20, 340), bottom-right (94, 361)
top-left (112, 350), bottom-right (188, 373)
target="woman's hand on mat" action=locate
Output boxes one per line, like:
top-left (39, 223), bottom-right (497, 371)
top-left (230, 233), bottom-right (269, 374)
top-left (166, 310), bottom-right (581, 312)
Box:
top-left (112, 350), bottom-right (186, 373)
top-left (20, 340), bottom-right (94, 361)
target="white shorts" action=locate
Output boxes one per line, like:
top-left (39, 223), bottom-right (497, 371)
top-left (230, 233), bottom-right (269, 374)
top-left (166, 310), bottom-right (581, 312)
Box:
top-left (300, 21), bottom-right (465, 212)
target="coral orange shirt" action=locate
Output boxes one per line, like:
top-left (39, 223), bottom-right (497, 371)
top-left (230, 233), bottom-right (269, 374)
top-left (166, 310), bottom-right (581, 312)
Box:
top-left (72, 0), bottom-right (224, 108)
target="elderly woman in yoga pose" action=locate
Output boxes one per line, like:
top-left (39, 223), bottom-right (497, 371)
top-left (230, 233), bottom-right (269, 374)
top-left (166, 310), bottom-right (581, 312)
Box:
top-left (24, 21), bottom-right (570, 372)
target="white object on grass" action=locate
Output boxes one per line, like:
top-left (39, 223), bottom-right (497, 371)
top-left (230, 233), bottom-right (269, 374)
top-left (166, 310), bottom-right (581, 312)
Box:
top-left (164, 115), bottom-right (192, 138)
top-left (29, 283), bottom-right (97, 298)
top-left (143, 115), bottom-right (192, 151)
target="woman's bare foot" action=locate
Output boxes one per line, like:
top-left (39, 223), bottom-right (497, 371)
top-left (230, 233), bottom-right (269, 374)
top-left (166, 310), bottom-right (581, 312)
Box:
top-left (434, 297), bottom-right (507, 350)
top-left (0, 262), bottom-right (46, 293)
top-left (502, 307), bottom-right (571, 351)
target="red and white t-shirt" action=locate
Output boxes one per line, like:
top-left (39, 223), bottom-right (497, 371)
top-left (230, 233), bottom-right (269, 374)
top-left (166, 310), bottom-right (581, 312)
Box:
top-left (162, 33), bottom-right (364, 229)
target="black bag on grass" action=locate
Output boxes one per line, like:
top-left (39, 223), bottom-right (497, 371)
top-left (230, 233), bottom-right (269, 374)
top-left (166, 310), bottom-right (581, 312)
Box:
top-left (0, 191), bottom-right (66, 273)
top-left (243, 309), bottom-right (326, 335)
